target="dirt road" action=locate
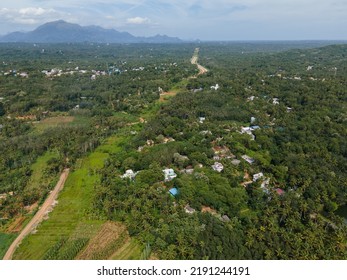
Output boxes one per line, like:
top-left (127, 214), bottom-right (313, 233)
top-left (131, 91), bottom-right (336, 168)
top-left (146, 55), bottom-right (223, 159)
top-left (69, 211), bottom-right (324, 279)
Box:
top-left (191, 47), bottom-right (208, 76)
top-left (3, 168), bottom-right (70, 260)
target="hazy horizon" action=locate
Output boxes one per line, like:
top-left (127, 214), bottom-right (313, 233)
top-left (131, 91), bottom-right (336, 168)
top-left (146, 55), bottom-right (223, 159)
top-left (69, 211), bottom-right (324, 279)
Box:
top-left (0, 0), bottom-right (346, 41)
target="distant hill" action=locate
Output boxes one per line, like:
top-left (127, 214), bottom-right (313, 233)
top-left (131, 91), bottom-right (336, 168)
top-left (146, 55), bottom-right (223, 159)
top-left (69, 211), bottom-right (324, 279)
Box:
top-left (0, 20), bottom-right (182, 43)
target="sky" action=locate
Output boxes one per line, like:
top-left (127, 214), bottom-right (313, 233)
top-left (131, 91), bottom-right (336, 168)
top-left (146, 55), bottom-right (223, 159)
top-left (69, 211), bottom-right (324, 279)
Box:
top-left (0, 0), bottom-right (346, 40)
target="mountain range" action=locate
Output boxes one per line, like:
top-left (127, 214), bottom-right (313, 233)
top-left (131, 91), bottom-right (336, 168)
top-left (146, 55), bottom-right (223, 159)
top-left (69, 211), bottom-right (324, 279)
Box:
top-left (0, 20), bottom-right (182, 43)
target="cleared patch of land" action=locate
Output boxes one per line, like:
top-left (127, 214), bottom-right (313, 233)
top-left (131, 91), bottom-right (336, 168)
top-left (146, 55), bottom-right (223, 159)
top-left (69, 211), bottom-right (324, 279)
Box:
top-left (159, 90), bottom-right (178, 102)
top-left (110, 239), bottom-right (142, 260)
top-left (26, 151), bottom-right (59, 191)
top-left (77, 221), bottom-right (130, 260)
top-left (3, 168), bottom-right (70, 260)
top-left (11, 134), bottom-right (134, 259)
top-left (6, 216), bottom-right (27, 234)
top-left (40, 116), bottom-right (75, 125)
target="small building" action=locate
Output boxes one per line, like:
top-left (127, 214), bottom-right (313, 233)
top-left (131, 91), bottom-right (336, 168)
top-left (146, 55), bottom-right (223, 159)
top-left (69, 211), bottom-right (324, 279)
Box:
top-left (137, 146), bottom-right (144, 152)
top-left (121, 169), bottom-right (138, 180)
top-left (231, 159), bottom-right (241, 166)
top-left (240, 127), bottom-right (255, 140)
top-left (184, 205), bottom-right (196, 214)
top-left (19, 72), bottom-right (29, 78)
top-left (261, 178), bottom-right (270, 189)
top-left (259, 178), bottom-right (271, 194)
top-left (241, 155), bottom-right (255, 164)
top-left (221, 215), bottom-right (231, 222)
top-left (182, 167), bottom-right (194, 175)
top-left (163, 137), bottom-right (175, 144)
top-left (253, 172), bottom-right (264, 182)
top-left (146, 139), bottom-right (155, 146)
top-left (199, 117), bottom-right (206, 124)
top-left (212, 145), bottom-right (230, 155)
top-left (200, 130), bottom-right (212, 135)
top-left (275, 188), bottom-right (285, 196)
top-left (241, 126), bottom-right (252, 134)
top-left (169, 188), bottom-right (179, 197)
top-left (163, 168), bottom-right (177, 182)
top-left (212, 162), bottom-right (224, 172)
top-left (211, 84), bottom-right (219, 90)
top-left (273, 98), bottom-right (280, 105)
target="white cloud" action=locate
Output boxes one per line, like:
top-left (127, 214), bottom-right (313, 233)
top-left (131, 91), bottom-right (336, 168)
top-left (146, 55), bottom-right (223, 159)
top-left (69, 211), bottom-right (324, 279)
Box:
top-left (19, 7), bottom-right (52, 16)
top-left (0, 7), bottom-right (62, 26)
top-left (126, 16), bottom-right (151, 24)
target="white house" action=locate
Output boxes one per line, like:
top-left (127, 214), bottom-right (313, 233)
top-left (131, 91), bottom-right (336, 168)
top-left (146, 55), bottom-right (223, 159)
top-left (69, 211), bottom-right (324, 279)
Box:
top-left (163, 168), bottom-right (177, 182)
top-left (241, 155), bottom-right (255, 164)
top-left (184, 205), bottom-right (196, 214)
top-left (212, 162), bottom-right (224, 172)
top-left (253, 172), bottom-right (264, 182)
top-left (241, 127), bottom-right (252, 134)
top-left (199, 117), bottom-right (206, 124)
top-left (273, 98), bottom-right (280, 105)
top-left (121, 169), bottom-right (138, 180)
top-left (210, 84), bottom-right (219, 90)
top-left (240, 127), bottom-right (255, 141)
top-left (260, 178), bottom-right (271, 194)
top-left (231, 159), bottom-right (241, 166)
top-left (19, 72), bottom-right (29, 78)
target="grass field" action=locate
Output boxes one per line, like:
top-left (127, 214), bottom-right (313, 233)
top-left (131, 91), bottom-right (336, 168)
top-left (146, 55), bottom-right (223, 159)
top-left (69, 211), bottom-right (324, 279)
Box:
top-left (110, 239), bottom-right (143, 260)
top-left (12, 132), bottom-right (142, 260)
top-left (33, 115), bottom-right (91, 133)
top-left (27, 150), bottom-right (59, 191)
top-left (0, 233), bottom-right (16, 259)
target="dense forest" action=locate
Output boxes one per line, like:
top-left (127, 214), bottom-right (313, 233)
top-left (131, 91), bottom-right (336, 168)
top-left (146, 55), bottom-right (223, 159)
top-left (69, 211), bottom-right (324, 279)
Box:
top-left (0, 42), bottom-right (346, 260)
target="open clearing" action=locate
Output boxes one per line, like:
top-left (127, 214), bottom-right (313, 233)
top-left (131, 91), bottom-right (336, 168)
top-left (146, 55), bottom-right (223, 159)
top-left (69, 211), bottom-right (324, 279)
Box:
top-left (3, 168), bottom-right (70, 260)
top-left (159, 90), bottom-right (178, 102)
top-left (110, 239), bottom-right (142, 260)
top-left (11, 134), bottom-right (140, 260)
top-left (26, 150), bottom-right (59, 191)
top-left (40, 116), bottom-right (75, 125)
top-left (77, 221), bottom-right (132, 260)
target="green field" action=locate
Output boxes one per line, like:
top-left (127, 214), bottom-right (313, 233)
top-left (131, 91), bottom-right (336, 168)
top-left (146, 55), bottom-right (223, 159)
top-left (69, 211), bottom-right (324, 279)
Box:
top-left (27, 150), bottom-right (59, 191)
top-left (12, 133), bottom-right (137, 260)
top-left (110, 239), bottom-right (143, 260)
top-left (0, 233), bottom-right (16, 259)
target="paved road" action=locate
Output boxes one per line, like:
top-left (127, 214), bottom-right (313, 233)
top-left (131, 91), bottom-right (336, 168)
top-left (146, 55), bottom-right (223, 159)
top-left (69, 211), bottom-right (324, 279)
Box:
top-left (3, 168), bottom-right (70, 260)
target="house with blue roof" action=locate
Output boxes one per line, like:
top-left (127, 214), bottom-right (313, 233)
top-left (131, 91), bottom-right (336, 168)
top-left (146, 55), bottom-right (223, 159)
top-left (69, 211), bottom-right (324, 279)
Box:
top-left (169, 188), bottom-right (179, 197)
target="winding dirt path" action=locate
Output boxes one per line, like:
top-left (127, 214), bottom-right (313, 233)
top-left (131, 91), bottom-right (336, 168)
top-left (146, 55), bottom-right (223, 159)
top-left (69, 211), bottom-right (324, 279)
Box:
top-left (3, 168), bottom-right (70, 260)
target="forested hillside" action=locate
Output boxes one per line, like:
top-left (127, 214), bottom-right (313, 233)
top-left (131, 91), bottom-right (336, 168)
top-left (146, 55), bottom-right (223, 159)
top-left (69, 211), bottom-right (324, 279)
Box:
top-left (0, 42), bottom-right (346, 260)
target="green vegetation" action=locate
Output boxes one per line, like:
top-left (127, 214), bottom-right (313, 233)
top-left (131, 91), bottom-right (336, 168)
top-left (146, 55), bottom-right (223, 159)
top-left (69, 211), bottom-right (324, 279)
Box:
top-left (12, 134), bottom-right (126, 259)
top-left (0, 233), bottom-right (16, 259)
top-left (1, 42), bottom-right (346, 260)
top-left (110, 239), bottom-right (143, 260)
